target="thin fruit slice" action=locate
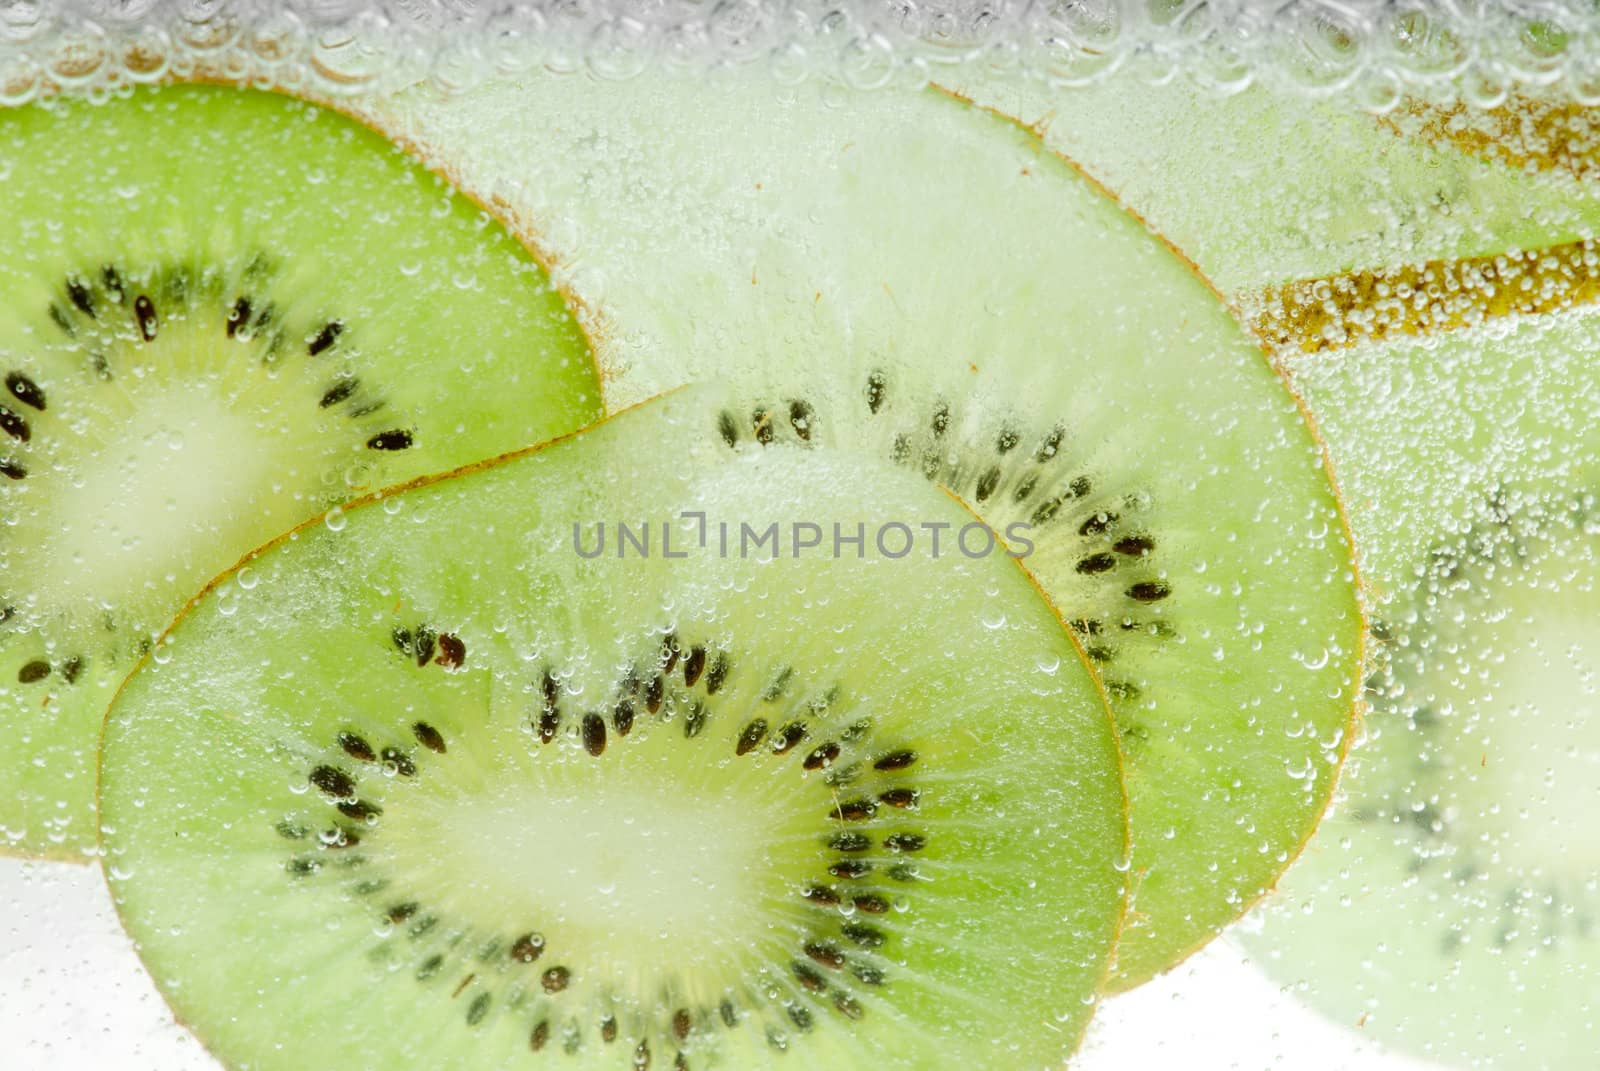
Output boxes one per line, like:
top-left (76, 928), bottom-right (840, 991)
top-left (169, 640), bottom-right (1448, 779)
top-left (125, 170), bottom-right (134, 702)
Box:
top-left (372, 70), bottom-right (1364, 986)
top-left (0, 84), bottom-right (600, 857)
top-left (99, 389), bottom-right (1130, 1071)
top-left (932, 69), bottom-right (1600, 298)
top-left (1239, 485), bottom-right (1600, 1070)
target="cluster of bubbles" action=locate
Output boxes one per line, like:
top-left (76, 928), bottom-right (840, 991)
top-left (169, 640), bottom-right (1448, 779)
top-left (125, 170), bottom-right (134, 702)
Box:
top-left (2, 1), bottom-right (1600, 106)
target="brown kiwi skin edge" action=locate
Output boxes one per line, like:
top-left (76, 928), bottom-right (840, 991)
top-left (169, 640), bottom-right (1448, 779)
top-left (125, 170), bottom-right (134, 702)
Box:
top-left (92, 385), bottom-right (1133, 1068)
top-left (929, 82), bottom-right (1372, 994)
top-left (0, 68), bottom-right (609, 864)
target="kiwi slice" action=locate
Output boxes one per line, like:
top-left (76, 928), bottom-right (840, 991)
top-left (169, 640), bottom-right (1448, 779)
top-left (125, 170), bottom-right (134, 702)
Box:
top-left (0, 84), bottom-right (600, 857)
top-left (932, 69), bottom-right (1600, 297)
top-left (1238, 486), bottom-right (1600, 1069)
top-left (99, 389), bottom-right (1130, 1071)
top-left (375, 71), bottom-right (1365, 985)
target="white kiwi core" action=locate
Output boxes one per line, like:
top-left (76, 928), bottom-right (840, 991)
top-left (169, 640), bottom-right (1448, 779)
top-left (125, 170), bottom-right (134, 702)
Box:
top-left (3, 326), bottom-right (349, 624)
top-left (379, 726), bottom-right (817, 983)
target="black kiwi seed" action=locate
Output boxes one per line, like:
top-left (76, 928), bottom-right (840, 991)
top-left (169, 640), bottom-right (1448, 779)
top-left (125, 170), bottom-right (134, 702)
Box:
top-left (66, 277), bottom-right (95, 317)
top-left (850, 965), bottom-right (885, 986)
top-left (308, 320), bottom-right (343, 356)
top-left (435, 633), bottom-right (466, 669)
top-left (772, 722), bottom-right (807, 754)
top-left (996, 426), bottom-right (1020, 454)
top-left (0, 406), bottom-right (30, 443)
top-left (803, 885), bottom-right (840, 906)
top-left (465, 993), bottom-right (490, 1026)
top-left (413, 721), bottom-right (446, 753)
top-left (539, 671), bottom-right (561, 744)
top-left (704, 652), bottom-right (729, 694)
top-left (0, 459), bottom-right (24, 480)
top-left (48, 304), bottom-right (73, 336)
top-left (530, 1020), bottom-right (550, 1051)
top-left (872, 749), bottom-right (916, 771)
top-left (1076, 553), bottom-right (1117, 575)
top-left (792, 962), bottom-right (828, 993)
top-left (975, 465), bottom-right (1001, 502)
top-left (829, 860), bottom-right (872, 879)
top-left (788, 399), bottom-right (814, 441)
top-left (601, 1015), bottom-right (619, 1042)
top-left (380, 748), bottom-right (416, 777)
top-left (134, 294), bottom-right (158, 341)
top-left (878, 787), bottom-right (918, 808)
top-left (634, 1040), bottom-right (651, 1069)
top-left (1115, 535), bottom-right (1155, 556)
top-left (1128, 580), bottom-right (1172, 603)
top-left (417, 954), bottom-right (444, 980)
top-left (309, 765), bottom-right (355, 799)
top-left (683, 646), bottom-right (706, 687)
top-left (659, 633), bottom-right (680, 675)
top-left (834, 799), bottom-right (877, 821)
top-left (1036, 425), bottom-right (1064, 462)
top-left (510, 933), bottom-right (545, 963)
top-left (841, 922), bottom-right (886, 947)
top-left (319, 379), bottom-right (357, 408)
top-left (1079, 511), bottom-right (1118, 536)
top-left (929, 403), bottom-right (949, 436)
top-left (752, 407), bottom-right (774, 445)
top-left (582, 713), bottom-right (607, 757)
top-left (828, 832), bottom-right (872, 853)
top-left (366, 429), bottom-right (414, 451)
top-left (337, 732), bottom-right (377, 762)
top-left (541, 966), bottom-right (571, 993)
top-left (865, 370), bottom-right (886, 414)
top-left (387, 902), bottom-right (419, 924)
top-left (226, 297), bottom-right (251, 338)
top-left (805, 942), bottom-right (846, 969)
top-left (16, 659), bottom-right (49, 684)
top-left (672, 1008), bottom-right (692, 1040)
top-left (716, 410), bottom-right (738, 447)
top-left (6, 372), bottom-right (45, 411)
top-left (683, 702), bottom-right (708, 739)
top-left (338, 799), bottom-right (381, 821)
top-left (853, 894), bottom-right (890, 914)
top-left (834, 994), bottom-right (864, 1020)
top-left (802, 741), bottom-right (840, 770)
top-left (613, 698), bottom-right (635, 737)
top-left (885, 833), bottom-right (926, 853)
top-left (411, 628), bottom-right (437, 666)
top-left (644, 675), bottom-right (664, 714)
top-left (101, 265), bottom-right (124, 302)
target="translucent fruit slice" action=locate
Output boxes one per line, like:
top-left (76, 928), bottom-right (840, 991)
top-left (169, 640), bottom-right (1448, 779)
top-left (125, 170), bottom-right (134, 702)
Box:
top-left (0, 84), bottom-right (600, 856)
top-left (99, 390), bottom-right (1130, 1071)
top-left (1239, 488), bottom-right (1600, 1070)
top-left (374, 71), bottom-right (1365, 986)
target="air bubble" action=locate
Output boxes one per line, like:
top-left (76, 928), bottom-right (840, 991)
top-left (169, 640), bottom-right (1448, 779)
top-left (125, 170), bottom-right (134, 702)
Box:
top-left (324, 507), bottom-right (347, 532)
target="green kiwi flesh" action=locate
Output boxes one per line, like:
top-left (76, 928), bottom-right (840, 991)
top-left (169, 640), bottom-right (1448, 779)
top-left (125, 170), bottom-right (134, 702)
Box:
top-left (1239, 487), bottom-right (1600, 1069)
top-left (0, 84), bottom-right (600, 857)
top-left (98, 390), bottom-right (1130, 1071)
top-left (373, 71), bottom-right (1366, 986)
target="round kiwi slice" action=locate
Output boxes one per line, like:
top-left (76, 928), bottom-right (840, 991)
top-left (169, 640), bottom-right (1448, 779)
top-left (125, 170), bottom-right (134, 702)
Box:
top-left (373, 71), bottom-right (1365, 986)
top-left (99, 389), bottom-right (1130, 1071)
top-left (0, 84), bottom-right (600, 858)
top-left (1237, 485), bottom-right (1599, 1069)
